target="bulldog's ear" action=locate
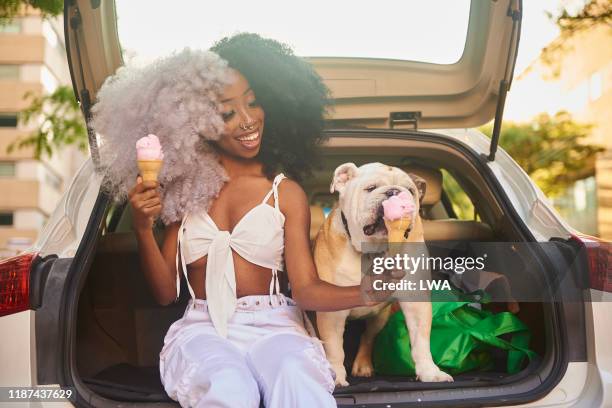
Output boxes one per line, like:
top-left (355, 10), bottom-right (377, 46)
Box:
top-left (408, 173), bottom-right (427, 205)
top-left (330, 162), bottom-right (359, 193)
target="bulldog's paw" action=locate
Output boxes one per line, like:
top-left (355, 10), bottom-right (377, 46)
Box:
top-left (332, 365), bottom-right (349, 387)
top-left (335, 376), bottom-right (349, 387)
top-left (415, 364), bottom-right (454, 382)
top-left (351, 358), bottom-right (374, 377)
top-left (335, 375), bottom-right (348, 387)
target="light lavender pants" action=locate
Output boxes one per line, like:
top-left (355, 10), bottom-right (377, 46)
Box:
top-left (159, 294), bottom-right (337, 407)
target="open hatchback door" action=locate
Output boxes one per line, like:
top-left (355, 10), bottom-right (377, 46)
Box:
top-left (66, 0), bottom-right (521, 161)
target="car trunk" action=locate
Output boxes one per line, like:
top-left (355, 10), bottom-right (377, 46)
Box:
top-left (65, 132), bottom-right (578, 407)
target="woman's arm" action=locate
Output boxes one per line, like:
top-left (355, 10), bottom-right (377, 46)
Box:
top-left (280, 179), bottom-right (367, 311)
top-left (130, 177), bottom-right (180, 306)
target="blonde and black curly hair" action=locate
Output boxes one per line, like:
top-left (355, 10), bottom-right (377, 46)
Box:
top-left (92, 34), bottom-right (331, 225)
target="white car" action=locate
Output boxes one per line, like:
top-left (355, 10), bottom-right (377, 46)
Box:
top-left (1, 0), bottom-right (610, 407)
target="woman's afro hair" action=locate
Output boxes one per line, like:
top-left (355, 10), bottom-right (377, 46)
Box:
top-left (91, 48), bottom-right (232, 224)
top-left (91, 34), bottom-right (332, 224)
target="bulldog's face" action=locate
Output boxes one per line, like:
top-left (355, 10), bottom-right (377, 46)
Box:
top-left (330, 162), bottom-right (426, 246)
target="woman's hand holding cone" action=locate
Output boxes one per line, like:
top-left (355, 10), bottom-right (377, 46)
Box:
top-left (129, 176), bottom-right (162, 232)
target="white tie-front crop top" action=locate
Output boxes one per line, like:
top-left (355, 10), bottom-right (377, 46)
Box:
top-left (175, 173), bottom-right (287, 337)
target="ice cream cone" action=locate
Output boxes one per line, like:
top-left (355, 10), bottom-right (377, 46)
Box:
top-left (384, 216), bottom-right (412, 243)
top-left (137, 159), bottom-right (162, 182)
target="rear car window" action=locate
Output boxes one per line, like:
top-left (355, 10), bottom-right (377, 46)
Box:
top-left (115, 0), bottom-right (470, 65)
top-left (441, 169), bottom-right (478, 221)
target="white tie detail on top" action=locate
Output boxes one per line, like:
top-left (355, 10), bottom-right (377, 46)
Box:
top-left (175, 173), bottom-right (287, 338)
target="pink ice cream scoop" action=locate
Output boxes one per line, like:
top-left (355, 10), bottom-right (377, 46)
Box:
top-left (136, 134), bottom-right (164, 160)
top-left (382, 191), bottom-right (415, 220)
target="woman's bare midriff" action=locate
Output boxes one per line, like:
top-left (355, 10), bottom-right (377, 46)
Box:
top-left (186, 251), bottom-right (275, 300)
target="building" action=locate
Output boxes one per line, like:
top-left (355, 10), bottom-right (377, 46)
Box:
top-left (511, 23), bottom-right (612, 239)
top-left (0, 10), bottom-right (86, 257)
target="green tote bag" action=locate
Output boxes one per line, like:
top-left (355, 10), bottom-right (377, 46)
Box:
top-left (373, 289), bottom-right (537, 376)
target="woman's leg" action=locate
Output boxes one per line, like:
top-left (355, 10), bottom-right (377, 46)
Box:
top-left (246, 332), bottom-right (336, 408)
top-left (161, 332), bottom-right (261, 408)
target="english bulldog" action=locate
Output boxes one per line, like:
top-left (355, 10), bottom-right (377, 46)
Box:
top-left (314, 162), bottom-right (453, 386)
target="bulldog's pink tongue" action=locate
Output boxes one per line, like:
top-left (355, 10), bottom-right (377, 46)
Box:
top-left (382, 191), bottom-right (415, 221)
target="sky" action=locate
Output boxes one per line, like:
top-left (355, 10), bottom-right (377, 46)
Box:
top-left (115, 1), bottom-right (577, 122)
top-left (504, 1), bottom-right (566, 121)
top-left (115, 0), bottom-right (472, 64)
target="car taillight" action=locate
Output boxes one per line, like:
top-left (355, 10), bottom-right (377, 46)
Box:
top-left (571, 234), bottom-right (612, 293)
top-left (0, 252), bottom-right (36, 317)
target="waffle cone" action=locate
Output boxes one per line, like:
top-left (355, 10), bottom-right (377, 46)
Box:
top-left (137, 160), bottom-right (163, 182)
top-left (384, 217), bottom-right (412, 243)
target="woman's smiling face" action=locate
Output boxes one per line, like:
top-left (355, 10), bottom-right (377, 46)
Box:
top-left (215, 68), bottom-right (265, 159)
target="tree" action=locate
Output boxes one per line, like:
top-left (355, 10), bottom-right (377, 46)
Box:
top-left (7, 85), bottom-right (88, 159)
top-left (540, 0), bottom-right (612, 78)
top-left (2, 1), bottom-right (87, 159)
top-left (480, 111), bottom-right (604, 197)
top-left (0, 0), bottom-right (63, 23)
top-left (554, 0), bottom-right (611, 32)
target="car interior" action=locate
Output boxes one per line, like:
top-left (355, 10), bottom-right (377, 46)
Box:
top-left (75, 137), bottom-right (549, 402)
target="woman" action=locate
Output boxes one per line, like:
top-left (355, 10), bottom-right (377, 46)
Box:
top-left (94, 33), bottom-right (387, 408)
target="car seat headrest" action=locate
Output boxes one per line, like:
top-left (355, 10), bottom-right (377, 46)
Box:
top-left (401, 166), bottom-right (443, 206)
